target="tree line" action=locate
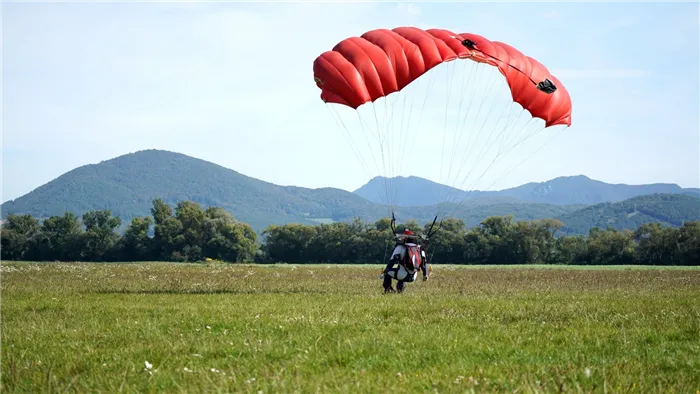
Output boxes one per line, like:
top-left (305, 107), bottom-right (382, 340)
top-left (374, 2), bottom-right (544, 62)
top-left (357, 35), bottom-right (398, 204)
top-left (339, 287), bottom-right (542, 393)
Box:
top-left (2, 199), bottom-right (698, 265)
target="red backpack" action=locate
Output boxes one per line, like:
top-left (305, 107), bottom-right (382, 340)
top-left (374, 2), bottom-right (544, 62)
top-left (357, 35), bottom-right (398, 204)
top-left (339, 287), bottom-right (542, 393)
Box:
top-left (403, 244), bottom-right (423, 271)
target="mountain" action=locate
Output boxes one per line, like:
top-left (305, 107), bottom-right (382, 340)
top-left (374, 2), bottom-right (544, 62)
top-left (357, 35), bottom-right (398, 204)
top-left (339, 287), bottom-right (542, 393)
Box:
top-left (0, 150), bottom-right (383, 231)
top-left (354, 175), bottom-right (699, 206)
top-left (0, 150), bottom-right (581, 232)
top-left (556, 193), bottom-right (700, 235)
top-left (353, 176), bottom-right (519, 207)
top-left (496, 175), bottom-right (700, 205)
top-left (2, 150), bottom-right (696, 234)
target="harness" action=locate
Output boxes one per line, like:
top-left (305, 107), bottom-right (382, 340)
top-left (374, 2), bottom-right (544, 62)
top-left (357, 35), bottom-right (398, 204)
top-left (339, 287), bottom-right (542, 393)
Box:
top-left (397, 243), bottom-right (423, 273)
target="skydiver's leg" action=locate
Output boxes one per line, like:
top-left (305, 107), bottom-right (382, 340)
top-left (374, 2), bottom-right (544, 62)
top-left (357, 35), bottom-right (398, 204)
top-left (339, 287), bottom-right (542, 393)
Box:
top-left (383, 265), bottom-right (400, 293)
top-left (396, 269), bottom-right (419, 293)
top-left (383, 272), bottom-right (395, 293)
top-left (396, 280), bottom-right (406, 293)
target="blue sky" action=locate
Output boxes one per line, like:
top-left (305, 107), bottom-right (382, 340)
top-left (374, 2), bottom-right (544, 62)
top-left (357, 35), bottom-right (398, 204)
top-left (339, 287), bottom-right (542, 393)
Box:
top-left (2, 1), bottom-right (699, 203)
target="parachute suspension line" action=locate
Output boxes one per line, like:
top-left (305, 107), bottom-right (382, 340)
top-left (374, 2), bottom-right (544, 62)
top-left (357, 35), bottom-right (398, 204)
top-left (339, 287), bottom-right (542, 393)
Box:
top-left (495, 126), bottom-right (564, 186)
top-left (446, 118), bottom-right (553, 219)
top-left (391, 91), bottom-right (409, 211)
top-left (453, 110), bottom-right (531, 197)
top-left (397, 68), bottom-right (435, 179)
top-left (456, 99), bottom-right (522, 190)
top-left (388, 91), bottom-right (403, 213)
top-left (449, 63), bottom-right (489, 173)
top-left (325, 104), bottom-right (374, 186)
top-left (384, 44), bottom-right (429, 216)
top-left (396, 42), bottom-right (436, 178)
top-left (438, 59), bottom-right (456, 189)
top-left (440, 58), bottom-right (478, 207)
top-left (379, 93), bottom-right (392, 209)
top-left (496, 120), bottom-right (548, 167)
top-left (450, 68), bottom-right (527, 195)
top-left (319, 84), bottom-right (393, 212)
top-left (448, 70), bottom-right (511, 193)
top-left (355, 110), bottom-right (392, 210)
top-left (440, 62), bottom-right (489, 203)
top-left (447, 67), bottom-right (502, 188)
top-left (437, 65), bottom-right (504, 219)
top-left (441, 87), bottom-right (541, 215)
top-left (445, 124), bottom-right (562, 220)
top-left (498, 116), bottom-right (536, 157)
top-left (435, 59), bottom-right (465, 215)
top-left (494, 109), bottom-right (528, 156)
top-left (386, 91), bottom-right (397, 208)
top-left (371, 101), bottom-right (394, 215)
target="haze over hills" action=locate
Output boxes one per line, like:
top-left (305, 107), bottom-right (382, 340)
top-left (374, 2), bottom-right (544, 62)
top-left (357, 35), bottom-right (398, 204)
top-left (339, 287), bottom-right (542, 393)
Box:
top-left (2, 149), bottom-right (698, 234)
top-left (355, 175), bottom-right (700, 206)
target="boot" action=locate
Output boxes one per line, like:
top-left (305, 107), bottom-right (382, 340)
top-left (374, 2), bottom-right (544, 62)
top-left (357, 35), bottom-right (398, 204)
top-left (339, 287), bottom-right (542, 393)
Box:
top-left (397, 281), bottom-right (406, 293)
top-left (383, 274), bottom-right (395, 293)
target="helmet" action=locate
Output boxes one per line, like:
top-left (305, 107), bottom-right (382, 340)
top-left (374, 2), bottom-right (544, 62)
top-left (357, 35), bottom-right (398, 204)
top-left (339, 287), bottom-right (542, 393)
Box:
top-left (397, 228), bottom-right (418, 243)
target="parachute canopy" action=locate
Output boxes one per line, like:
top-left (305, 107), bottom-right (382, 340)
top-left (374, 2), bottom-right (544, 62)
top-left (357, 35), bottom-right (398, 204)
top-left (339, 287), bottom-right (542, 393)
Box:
top-left (312, 26), bottom-right (573, 227)
top-left (313, 27), bottom-right (571, 127)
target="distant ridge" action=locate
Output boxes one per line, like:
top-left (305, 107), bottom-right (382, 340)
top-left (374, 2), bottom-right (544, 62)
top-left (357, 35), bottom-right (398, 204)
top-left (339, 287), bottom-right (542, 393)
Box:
top-left (3, 149), bottom-right (698, 234)
top-left (354, 174), bottom-right (699, 206)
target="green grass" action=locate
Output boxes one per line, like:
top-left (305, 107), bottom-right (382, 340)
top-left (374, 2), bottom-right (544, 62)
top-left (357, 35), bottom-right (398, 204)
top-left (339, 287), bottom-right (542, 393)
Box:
top-left (2, 262), bottom-right (699, 393)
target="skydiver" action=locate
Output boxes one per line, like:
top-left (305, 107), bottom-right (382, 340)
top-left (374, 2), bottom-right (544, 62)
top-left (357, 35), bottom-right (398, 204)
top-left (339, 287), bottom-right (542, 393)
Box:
top-left (381, 228), bottom-right (429, 293)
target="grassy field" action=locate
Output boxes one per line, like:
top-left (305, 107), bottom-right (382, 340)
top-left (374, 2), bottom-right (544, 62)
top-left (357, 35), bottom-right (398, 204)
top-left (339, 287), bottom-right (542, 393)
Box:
top-left (2, 262), bottom-right (699, 393)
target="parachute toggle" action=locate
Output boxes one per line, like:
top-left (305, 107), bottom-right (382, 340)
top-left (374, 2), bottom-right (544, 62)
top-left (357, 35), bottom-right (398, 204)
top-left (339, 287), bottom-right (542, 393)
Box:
top-left (536, 78), bottom-right (557, 94)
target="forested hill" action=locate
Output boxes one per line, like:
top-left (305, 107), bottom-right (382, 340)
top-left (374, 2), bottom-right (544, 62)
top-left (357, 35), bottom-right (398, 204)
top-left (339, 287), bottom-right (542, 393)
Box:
top-left (1, 150), bottom-right (583, 232)
top-left (355, 175), bottom-right (700, 206)
top-left (0, 150), bottom-right (382, 231)
top-left (3, 150), bottom-right (698, 235)
top-left (557, 193), bottom-right (700, 235)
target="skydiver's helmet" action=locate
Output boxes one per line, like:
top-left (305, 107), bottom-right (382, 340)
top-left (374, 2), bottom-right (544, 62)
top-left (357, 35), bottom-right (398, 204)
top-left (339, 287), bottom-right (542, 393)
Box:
top-left (397, 228), bottom-right (418, 244)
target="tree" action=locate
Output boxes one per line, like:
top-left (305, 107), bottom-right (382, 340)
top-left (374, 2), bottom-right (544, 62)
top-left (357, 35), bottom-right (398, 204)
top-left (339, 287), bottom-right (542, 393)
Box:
top-left (634, 222), bottom-right (678, 265)
top-left (122, 216), bottom-right (154, 261)
top-left (151, 199), bottom-right (184, 260)
top-left (1, 214), bottom-right (41, 260)
top-left (677, 221), bottom-right (700, 265)
top-left (30, 212), bottom-right (84, 261)
top-left (261, 224), bottom-right (318, 263)
top-left (424, 217), bottom-right (466, 264)
top-left (81, 210), bottom-right (122, 261)
top-left (174, 201), bottom-right (206, 261)
top-left (551, 235), bottom-right (587, 264)
top-left (584, 227), bottom-right (635, 265)
top-left (202, 207), bottom-right (257, 262)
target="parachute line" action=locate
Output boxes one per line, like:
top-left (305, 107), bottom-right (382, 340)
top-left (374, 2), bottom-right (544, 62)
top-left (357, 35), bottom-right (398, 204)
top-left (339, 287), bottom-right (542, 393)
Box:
top-left (317, 28), bottom-right (572, 230)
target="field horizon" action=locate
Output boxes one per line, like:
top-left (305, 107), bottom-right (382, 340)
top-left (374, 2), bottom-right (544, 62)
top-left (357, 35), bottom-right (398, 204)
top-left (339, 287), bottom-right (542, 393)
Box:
top-left (2, 262), bottom-right (699, 392)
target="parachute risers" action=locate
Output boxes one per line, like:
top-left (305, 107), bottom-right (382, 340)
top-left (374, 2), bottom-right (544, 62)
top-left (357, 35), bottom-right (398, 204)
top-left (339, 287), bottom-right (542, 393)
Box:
top-left (312, 27), bottom-right (572, 127)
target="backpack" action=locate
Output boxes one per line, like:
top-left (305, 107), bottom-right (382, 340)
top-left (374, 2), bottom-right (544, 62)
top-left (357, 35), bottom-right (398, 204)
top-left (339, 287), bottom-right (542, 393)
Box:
top-left (402, 244), bottom-right (423, 271)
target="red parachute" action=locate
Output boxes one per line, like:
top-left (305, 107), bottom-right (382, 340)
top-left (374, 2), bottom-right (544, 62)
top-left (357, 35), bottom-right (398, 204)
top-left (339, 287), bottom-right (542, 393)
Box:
top-left (313, 27), bottom-right (571, 127)
top-left (312, 26), bottom-right (573, 224)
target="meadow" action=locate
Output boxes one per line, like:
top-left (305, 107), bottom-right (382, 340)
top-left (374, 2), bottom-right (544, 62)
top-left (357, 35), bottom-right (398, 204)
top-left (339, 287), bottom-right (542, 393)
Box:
top-left (2, 262), bottom-right (699, 393)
